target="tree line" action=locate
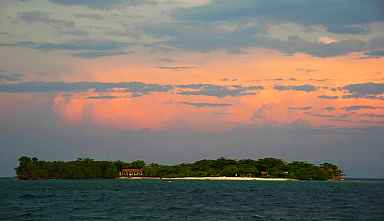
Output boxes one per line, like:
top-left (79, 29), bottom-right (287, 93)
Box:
top-left (16, 156), bottom-right (343, 180)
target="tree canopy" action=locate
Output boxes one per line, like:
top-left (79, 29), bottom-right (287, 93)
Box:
top-left (15, 156), bottom-right (343, 180)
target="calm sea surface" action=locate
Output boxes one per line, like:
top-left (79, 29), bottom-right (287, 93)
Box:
top-left (1, 178), bottom-right (383, 221)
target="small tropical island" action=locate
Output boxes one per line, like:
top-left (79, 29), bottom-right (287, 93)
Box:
top-left (15, 156), bottom-right (344, 181)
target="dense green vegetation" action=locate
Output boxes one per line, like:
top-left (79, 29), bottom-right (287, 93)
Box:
top-left (16, 156), bottom-right (343, 180)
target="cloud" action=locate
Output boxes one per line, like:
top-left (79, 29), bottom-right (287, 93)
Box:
top-left (156, 66), bottom-right (196, 71)
top-left (311, 79), bottom-right (331, 82)
top-left (305, 112), bottom-right (350, 122)
top-left (326, 25), bottom-right (369, 34)
top-left (288, 106), bottom-right (312, 111)
top-left (147, 20), bottom-right (368, 56)
top-left (2, 100), bottom-right (384, 178)
top-left (19, 11), bottom-right (74, 29)
top-left (220, 78), bottom-right (238, 82)
top-left (145, 20), bottom-right (263, 53)
top-left (296, 68), bottom-right (317, 73)
top-left (318, 36), bottom-right (338, 45)
top-left (179, 101), bottom-right (232, 108)
top-left (147, 0), bottom-right (383, 57)
top-left (16, 41), bottom-right (129, 52)
top-left (342, 105), bottom-right (379, 112)
top-left (74, 13), bottom-right (104, 20)
top-left (361, 50), bottom-right (384, 59)
top-left (124, 82), bottom-right (173, 94)
top-left (86, 95), bottom-right (120, 100)
top-left (176, 84), bottom-right (263, 97)
top-left (7, 40), bottom-right (132, 58)
top-left (48, 0), bottom-right (156, 9)
top-left (266, 36), bottom-right (365, 57)
top-left (360, 113), bottom-right (384, 118)
top-left (175, 0), bottom-right (383, 27)
top-left (0, 71), bottom-right (24, 82)
top-left (213, 112), bottom-right (231, 116)
top-left (318, 95), bottom-right (339, 99)
top-left (72, 50), bottom-right (131, 58)
top-left (324, 106), bottom-right (335, 112)
top-left (0, 81), bottom-right (267, 99)
top-left (274, 84), bottom-right (317, 92)
top-left (0, 81), bottom-right (173, 95)
top-left (343, 82), bottom-right (384, 99)
top-left (3, 1), bottom-right (382, 58)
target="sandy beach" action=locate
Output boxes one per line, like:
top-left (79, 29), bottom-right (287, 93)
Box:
top-left (162, 177), bottom-right (295, 181)
top-left (117, 176), bottom-right (295, 181)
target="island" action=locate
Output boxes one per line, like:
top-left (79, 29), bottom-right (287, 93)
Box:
top-left (15, 156), bottom-right (344, 181)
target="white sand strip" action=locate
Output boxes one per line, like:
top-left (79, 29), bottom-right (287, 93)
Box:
top-left (162, 177), bottom-right (295, 181)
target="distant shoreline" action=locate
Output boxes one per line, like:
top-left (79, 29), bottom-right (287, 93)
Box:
top-left (15, 157), bottom-right (345, 181)
top-left (118, 176), bottom-right (295, 181)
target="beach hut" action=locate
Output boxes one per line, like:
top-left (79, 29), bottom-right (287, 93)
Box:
top-left (260, 170), bottom-right (269, 177)
top-left (119, 168), bottom-right (144, 177)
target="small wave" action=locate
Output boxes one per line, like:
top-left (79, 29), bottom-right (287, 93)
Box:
top-left (19, 193), bottom-right (35, 199)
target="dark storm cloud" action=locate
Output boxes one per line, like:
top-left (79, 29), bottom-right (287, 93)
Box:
top-left (0, 81), bottom-right (173, 94)
top-left (343, 82), bottom-right (384, 99)
top-left (274, 84), bottom-right (317, 92)
top-left (175, 0), bottom-right (383, 27)
top-left (48, 0), bottom-right (156, 9)
top-left (176, 84), bottom-right (263, 98)
top-left (179, 101), bottom-right (232, 108)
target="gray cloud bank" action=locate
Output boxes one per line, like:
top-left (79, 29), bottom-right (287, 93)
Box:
top-left (1, 0), bottom-right (383, 58)
top-left (274, 84), bottom-right (317, 92)
top-left (176, 0), bottom-right (383, 29)
top-left (0, 71), bottom-right (24, 82)
top-left (176, 84), bottom-right (263, 97)
top-left (48, 0), bottom-right (156, 9)
top-left (179, 101), bottom-right (232, 108)
top-left (0, 81), bottom-right (264, 98)
top-left (0, 81), bottom-right (172, 94)
top-left (343, 82), bottom-right (384, 99)
top-left (342, 105), bottom-right (381, 112)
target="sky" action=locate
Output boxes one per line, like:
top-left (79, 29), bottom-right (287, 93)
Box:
top-left (0, 0), bottom-right (383, 178)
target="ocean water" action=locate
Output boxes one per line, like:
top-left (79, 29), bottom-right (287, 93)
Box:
top-left (1, 178), bottom-right (383, 221)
